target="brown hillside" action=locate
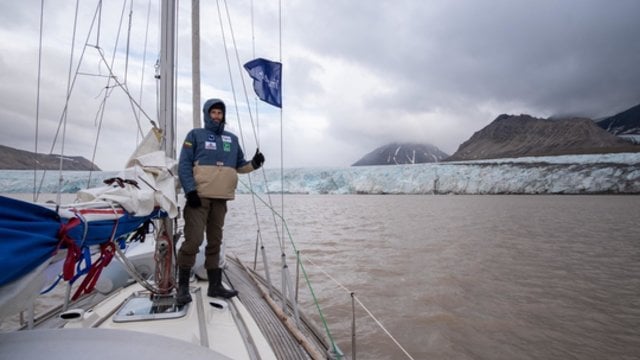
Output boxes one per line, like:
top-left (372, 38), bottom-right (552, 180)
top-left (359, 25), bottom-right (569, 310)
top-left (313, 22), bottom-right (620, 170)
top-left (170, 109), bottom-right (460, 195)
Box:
top-left (448, 114), bottom-right (639, 161)
top-left (0, 144), bottom-right (101, 170)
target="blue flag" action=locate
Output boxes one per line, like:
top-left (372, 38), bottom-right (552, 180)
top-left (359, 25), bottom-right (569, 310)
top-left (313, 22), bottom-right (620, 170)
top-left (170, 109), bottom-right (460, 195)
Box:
top-left (243, 58), bottom-right (282, 108)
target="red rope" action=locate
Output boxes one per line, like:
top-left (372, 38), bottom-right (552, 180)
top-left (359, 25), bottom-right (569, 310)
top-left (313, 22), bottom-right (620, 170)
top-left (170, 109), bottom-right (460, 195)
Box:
top-left (56, 206), bottom-right (122, 300)
top-left (72, 242), bottom-right (116, 301)
top-left (57, 217), bottom-right (82, 281)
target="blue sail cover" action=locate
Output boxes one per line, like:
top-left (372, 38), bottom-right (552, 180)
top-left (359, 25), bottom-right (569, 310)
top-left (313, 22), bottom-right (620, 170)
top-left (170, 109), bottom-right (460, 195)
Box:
top-left (0, 196), bottom-right (161, 287)
top-left (243, 58), bottom-right (282, 108)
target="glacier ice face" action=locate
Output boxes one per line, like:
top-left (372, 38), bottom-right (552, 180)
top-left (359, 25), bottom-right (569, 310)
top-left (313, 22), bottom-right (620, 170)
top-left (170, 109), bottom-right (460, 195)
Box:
top-left (2, 153), bottom-right (639, 195)
top-left (238, 153), bottom-right (640, 195)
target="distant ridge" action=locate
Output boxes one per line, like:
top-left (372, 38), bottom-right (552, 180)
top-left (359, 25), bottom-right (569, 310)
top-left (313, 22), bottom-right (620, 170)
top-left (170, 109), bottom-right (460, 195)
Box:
top-left (448, 114), bottom-right (639, 161)
top-left (352, 142), bottom-right (449, 166)
top-left (0, 144), bottom-right (101, 171)
top-left (597, 103), bottom-right (640, 144)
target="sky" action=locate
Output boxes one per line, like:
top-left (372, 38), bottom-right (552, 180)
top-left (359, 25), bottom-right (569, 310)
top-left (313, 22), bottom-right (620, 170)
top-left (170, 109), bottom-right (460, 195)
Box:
top-left (1, 0), bottom-right (639, 170)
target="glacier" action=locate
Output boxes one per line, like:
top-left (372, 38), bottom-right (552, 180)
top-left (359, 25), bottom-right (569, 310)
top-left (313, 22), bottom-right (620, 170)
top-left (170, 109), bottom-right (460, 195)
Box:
top-left (237, 153), bottom-right (640, 195)
top-left (1, 153), bottom-right (639, 195)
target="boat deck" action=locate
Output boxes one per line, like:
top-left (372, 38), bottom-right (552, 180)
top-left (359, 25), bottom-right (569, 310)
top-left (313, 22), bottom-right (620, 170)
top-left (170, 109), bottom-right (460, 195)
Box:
top-left (225, 257), bottom-right (330, 359)
top-left (18, 256), bottom-right (331, 360)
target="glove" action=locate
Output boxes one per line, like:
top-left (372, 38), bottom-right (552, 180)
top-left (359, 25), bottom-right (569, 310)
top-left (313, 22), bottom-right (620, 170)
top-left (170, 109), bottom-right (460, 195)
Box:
top-left (186, 190), bottom-right (201, 208)
top-left (251, 149), bottom-right (265, 169)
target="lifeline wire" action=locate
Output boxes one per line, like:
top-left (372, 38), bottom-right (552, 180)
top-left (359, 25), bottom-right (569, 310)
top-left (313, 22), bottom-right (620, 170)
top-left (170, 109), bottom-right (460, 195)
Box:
top-left (240, 180), bottom-right (416, 359)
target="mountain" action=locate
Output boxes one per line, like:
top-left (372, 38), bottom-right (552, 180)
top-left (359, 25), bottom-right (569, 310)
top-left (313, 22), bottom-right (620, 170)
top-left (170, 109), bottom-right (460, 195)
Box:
top-left (447, 114), bottom-right (639, 161)
top-left (0, 144), bottom-right (101, 171)
top-left (352, 142), bottom-right (449, 166)
top-left (596, 103), bottom-right (640, 143)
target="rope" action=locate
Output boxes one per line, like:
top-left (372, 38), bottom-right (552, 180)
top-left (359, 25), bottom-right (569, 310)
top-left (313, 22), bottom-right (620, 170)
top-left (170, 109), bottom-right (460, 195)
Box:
top-left (237, 181), bottom-right (339, 355)
top-left (302, 256), bottom-right (416, 360)
top-left (237, 181), bottom-right (416, 359)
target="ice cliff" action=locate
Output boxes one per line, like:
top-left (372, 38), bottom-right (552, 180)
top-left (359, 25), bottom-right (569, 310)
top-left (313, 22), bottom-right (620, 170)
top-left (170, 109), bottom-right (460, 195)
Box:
top-left (1, 153), bottom-right (638, 195)
top-left (238, 153), bottom-right (640, 195)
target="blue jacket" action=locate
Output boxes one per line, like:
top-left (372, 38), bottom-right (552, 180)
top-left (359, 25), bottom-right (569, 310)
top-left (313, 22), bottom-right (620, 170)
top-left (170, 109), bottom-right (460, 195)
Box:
top-left (178, 99), bottom-right (254, 199)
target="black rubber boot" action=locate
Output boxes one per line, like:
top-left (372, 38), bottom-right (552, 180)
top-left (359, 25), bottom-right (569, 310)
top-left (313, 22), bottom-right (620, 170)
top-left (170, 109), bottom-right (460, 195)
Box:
top-left (207, 268), bottom-right (238, 299)
top-left (176, 267), bottom-right (192, 306)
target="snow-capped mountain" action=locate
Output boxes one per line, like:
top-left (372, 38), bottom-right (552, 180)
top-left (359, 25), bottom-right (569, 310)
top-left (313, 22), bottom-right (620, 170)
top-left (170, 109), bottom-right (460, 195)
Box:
top-left (352, 142), bottom-right (449, 166)
top-left (597, 103), bottom-right (640, 144)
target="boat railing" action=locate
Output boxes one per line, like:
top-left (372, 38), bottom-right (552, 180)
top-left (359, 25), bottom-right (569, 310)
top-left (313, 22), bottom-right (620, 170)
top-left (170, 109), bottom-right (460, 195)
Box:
top-left (240, 185), bottom-right (416, 360)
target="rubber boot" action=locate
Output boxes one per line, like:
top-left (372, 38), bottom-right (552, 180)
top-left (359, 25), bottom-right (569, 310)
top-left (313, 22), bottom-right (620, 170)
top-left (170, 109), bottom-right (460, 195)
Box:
top-left (207, 268), bottom-right (238, 299)
top-left (176, 267), bottom-right (192, 306)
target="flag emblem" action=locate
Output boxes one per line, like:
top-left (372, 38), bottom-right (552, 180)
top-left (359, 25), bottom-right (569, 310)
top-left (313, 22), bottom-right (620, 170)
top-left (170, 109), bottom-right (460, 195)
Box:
top-left (244, 58), bottom-right (282, 108)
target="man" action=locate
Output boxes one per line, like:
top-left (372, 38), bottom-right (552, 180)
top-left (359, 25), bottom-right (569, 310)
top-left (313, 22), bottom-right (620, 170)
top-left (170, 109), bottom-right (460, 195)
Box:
top-left (176, 98), bottom-right (264, 305)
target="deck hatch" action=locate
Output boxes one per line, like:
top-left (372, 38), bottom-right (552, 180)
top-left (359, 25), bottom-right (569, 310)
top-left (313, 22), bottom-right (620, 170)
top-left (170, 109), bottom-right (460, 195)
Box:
top-left (113, 293), bottom-right (188, 322)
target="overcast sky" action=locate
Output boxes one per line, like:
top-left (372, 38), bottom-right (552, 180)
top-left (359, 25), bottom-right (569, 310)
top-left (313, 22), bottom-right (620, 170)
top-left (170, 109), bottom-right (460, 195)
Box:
top-left (1, 0), bottom-right (639, 170)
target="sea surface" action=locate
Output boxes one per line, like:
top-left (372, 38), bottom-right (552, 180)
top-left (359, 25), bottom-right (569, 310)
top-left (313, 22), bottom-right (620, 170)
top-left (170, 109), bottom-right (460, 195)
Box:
top-left (222, 194), bottom-right (640, 360)
top-left (2, 192), bottom-right (639, 359)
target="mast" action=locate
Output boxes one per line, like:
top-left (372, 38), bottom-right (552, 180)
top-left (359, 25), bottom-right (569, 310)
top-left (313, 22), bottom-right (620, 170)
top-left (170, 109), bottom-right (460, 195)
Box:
top-left (159, 0), bottom-right (177, 158)
top-left (157, 0), bottom-right (177, 294)
top-left (192, 0), bottom-right (201, 129)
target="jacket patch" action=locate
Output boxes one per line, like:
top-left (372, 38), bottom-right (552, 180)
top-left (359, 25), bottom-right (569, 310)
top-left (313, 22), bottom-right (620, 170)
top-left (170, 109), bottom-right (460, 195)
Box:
top-left (183, 141), bottom-right (193, 148)
top-left (221, 135), bottom-right (232, 152)
top-left (205, 141), bottom-right (216, 150)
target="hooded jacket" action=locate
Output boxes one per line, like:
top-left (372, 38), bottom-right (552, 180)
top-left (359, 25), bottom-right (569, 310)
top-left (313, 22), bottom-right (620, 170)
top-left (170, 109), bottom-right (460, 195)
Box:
top-left (178, 98), bottom-right (255, 200)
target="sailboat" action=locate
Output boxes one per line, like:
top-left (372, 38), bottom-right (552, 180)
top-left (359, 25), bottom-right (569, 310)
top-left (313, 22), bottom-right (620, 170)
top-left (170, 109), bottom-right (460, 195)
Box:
top-left (0, 1), bottom-right (341, 359)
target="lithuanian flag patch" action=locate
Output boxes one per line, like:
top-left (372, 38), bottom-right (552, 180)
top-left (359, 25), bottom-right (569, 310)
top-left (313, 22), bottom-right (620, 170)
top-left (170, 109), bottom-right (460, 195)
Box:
top-left (183, 141), bottom-right (193, 148)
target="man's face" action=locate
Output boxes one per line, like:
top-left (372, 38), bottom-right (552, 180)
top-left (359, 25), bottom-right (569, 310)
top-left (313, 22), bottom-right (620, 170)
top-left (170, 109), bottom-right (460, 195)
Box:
top-left (209, 108), bottom-right (224, 123)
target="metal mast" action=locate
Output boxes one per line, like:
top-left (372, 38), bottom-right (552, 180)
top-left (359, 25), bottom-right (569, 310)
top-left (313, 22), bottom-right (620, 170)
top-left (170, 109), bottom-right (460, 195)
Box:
top-left (159, 0), bottom-right (177, 159)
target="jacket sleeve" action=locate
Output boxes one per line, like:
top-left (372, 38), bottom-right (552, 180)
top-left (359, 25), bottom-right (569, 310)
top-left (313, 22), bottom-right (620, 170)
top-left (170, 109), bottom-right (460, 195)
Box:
top-left (178, 131), bottom-right (197, 193)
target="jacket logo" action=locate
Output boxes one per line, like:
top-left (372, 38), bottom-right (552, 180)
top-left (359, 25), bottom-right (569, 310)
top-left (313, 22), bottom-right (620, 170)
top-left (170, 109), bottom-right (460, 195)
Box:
top-left (221, 135), bottom-right (232, 152)
top-left (205, 141), bottom-right (216, 150)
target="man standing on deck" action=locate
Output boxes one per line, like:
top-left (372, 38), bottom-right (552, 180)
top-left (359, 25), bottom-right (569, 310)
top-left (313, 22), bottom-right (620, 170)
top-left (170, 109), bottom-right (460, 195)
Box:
top-left (176, 98), bottom-right (264, 305)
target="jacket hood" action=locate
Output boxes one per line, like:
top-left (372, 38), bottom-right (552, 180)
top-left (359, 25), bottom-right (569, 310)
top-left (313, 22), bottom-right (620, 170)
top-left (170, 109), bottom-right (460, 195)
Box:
top-left (202, 98), bottom-right (226, 134)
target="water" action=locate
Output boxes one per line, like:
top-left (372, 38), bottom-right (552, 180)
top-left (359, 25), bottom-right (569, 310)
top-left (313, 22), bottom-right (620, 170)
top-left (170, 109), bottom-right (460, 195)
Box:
top-left (2, 193), bottom-right (639, 359)
top-left (222, 194), bottom-right (640, 360)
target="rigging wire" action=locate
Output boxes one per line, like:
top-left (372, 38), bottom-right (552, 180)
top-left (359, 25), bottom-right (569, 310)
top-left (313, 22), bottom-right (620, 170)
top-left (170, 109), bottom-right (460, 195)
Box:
top-left (136, 0), bottom-right (153, 146)
top-left (86, 0), bottom-right (129, 188)
top-left (301, 253), bottom-right (416, 360)
top-left (214, 0), bottom-right (267, 254)
top-left (34, 0), bottom-right (45, 201)
top-left (36, 1), bottom-right (157, 198)
top-left (240, 180), bottom-right (415, 359)
top-left (219, 0), bottom-right (286, 254)
top-left (36, 1), bottom-right (101, 199)
top-left (218, 2), bottom-right (343, 354)
top-left (124, 0), bottom-right (133, 85)
top-left (55, 0), bottom-right (82, 204)
top-left (238, 181), bottom-right (342, 357)
top-left (215, 1), bottom-right (273, 262)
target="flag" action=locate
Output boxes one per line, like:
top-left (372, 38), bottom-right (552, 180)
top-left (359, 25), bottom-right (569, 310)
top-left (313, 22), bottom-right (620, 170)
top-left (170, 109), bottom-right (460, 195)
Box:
top-left (243, 58), bottom-right (282, 108)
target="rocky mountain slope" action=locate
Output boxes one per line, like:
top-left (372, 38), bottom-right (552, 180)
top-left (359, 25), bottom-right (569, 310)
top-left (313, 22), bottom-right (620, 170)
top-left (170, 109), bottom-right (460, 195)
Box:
top-left (597, 103), bottom-right (640, 143)
top-left (0, 144), bottom-right (101, 171)
top-left (447, 114), bottom-right (638, 161)
top-left (352, 143), bottom-right (449, 166)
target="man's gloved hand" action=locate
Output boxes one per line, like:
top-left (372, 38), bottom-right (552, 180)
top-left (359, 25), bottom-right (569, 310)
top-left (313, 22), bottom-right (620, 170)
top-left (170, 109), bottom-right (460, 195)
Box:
top-left (186, 190), bottom-right (201, 208)
top-left (251, 149), bottom-right (265, 169)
